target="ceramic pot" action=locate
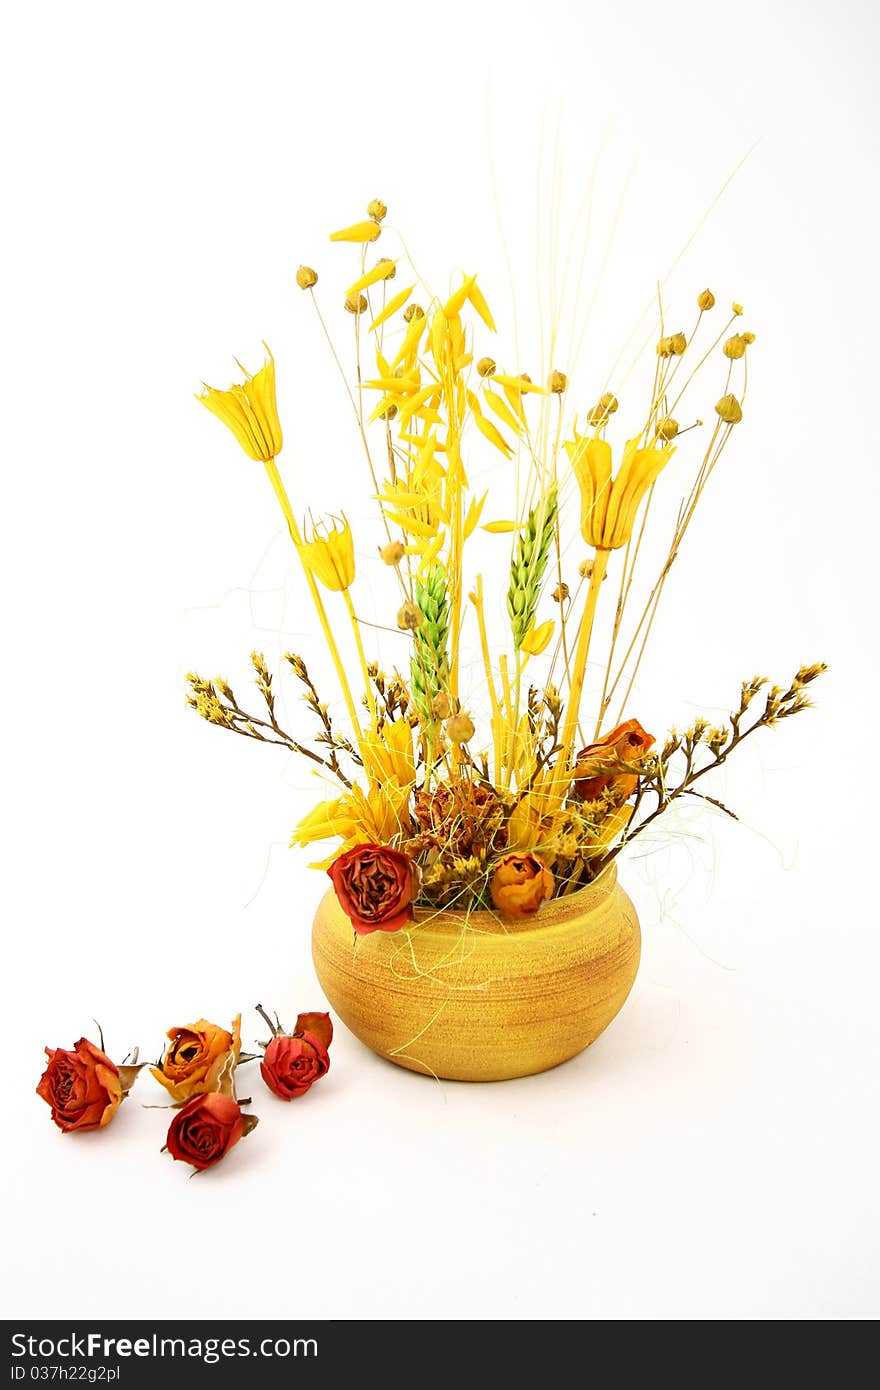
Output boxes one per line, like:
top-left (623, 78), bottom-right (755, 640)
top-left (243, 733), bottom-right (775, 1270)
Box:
top-left (311, 865), bottom-right (640, 1082)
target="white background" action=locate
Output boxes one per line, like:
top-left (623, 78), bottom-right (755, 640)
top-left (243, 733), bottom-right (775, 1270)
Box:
top-left (2, 0), bottom-right (878, 1322)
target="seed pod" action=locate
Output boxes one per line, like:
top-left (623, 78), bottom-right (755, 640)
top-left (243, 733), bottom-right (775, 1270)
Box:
top-left (669, 332), bottom-right (687, 355)
top-left (397, 600), bottom-right (425, 631)
top-left (549, 369), bottom-right (567, 393)
top-left (477, 356), bottom-right (496, 377)
top-left (587, 392), bottom-right (619, 426)
top-left (715, 393), bottom-right (743, 424)
top-left (445, 712), bottom-right (475, 744)
top-left (742, 331), bottom-right (756, 345)
top-left (552, 582), bottom-right (569, 602)
top-left (380, 541), bottom-right (405, 566)
top-left (723, 334), bottom-right (746, 359)
top-left (698, 289), bottom-right (715, 311)
top-left (344, 293), bottom-right (368, 315)
top-left (296, 265), bottom-right (318, 290)
top-left (403, 303), bottom-right (425, 322)
top-left (657, 416), bottom-right (679, 440)
top-left (430, 692), bottom-right (452, 720)
top-left (367, 198), bottom-right (388, 223)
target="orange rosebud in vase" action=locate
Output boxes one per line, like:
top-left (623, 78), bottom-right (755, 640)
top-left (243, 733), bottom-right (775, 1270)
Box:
top-left (573, 719), bottom-right (654, 803)
top-left (37, 1037), bottom-right (141, 1133)
top-left (257, 1007), bottom-right (333, 1101)
top-left (490, 853), bottom-right (554, 919)
top-left (151, 1015), bottom-right (241, 1104)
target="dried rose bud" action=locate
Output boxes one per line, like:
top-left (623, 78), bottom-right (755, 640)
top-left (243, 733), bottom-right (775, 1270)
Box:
top-left (344, 293), bottom-right (368, 315)
top-left (477, 356), bottom-right (496, 378)
top-left (697, 288), bottom-right (715, 311)
top-left (367, 198), bottom-right (388, 223)
top-left (552, 582), bottom-right (569, 602)
top-left (715, 394), bottom-right (743, 424)
top-left (445, 712), bottom-right (475, 744)
top-left (403, 303), bottom-right (425, 322)
top-left (723, 334), bottom-right (747, 359)
top-left (296, 265), bottom-right (318, 290)
top-left (380, 541), bottom-right (405, 566)
top-left (430, 692), bottom-right (452, 720)
top-left (397, 600), bottom-right (425, 631)
top-left (549, 369), bottom-right (567, 393)
top-left (657, 416), bottom-right (679, 440)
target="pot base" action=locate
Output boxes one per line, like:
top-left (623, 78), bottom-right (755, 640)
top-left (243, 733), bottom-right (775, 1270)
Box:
top-left (311, 867), bottom-right (641, 1082)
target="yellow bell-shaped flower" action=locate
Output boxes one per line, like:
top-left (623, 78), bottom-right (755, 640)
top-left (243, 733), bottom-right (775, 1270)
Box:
top-left (567, 433), bottom-right (674, 550)
top-left (296, 516), bottom-right (356, 592)
top-left (198, 346), bottom-right (283, 462)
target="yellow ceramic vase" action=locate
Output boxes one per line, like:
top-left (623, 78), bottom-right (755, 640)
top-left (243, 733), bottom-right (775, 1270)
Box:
top-left (311, 866), bottom-right (640, 1082)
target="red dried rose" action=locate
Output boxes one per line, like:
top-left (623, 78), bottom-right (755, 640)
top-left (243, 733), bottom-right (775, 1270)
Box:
top-left (36, 1037), bottom-right (124, 1133)
top-left (573, 719), bottom-right (654, 802)
top-left (261, 1011), bottom-right (333, 1101)
top-left (328, 843), bottom-right (417, 935)
top-left (165, 1092), bottom-right (254, 1171)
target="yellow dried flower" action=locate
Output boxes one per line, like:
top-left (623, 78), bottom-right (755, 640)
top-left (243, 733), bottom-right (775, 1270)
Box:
top-left (732, 301), bottom-right (744, 316)
top-left (586, 393), bottom-right (618, 427)
top-left (344, 293), bottom-right (368, 315)
top-left (723, 334), bottom-right (747, 359)
top-left (657, 416), bottom-right (679, 440)
top-left (567, 432), bottom-right (675, 550)
top-left (477, 356), bottom-right (496, 378)
top-left (296, 516), bottom-right (356, 591)
top-left (379, 540), bottom-right (405, 566)
top-left (367, 198), bottom-right (388, 223)
top-left (296, 265), bottom-right (318, 290)
top-left (520, 619), bottom-right (554, 656)
top-left (742, 331), bottom-right (756, 345)
top-left (549, 369), bottom-right (567, 393)
top-left (698, 289), bottom-right (716, 310)
top-left (397, 600), bottom-right (424, 631)
top-left (445, 712), bottom-right (475, 744)
top-left (197, 346), bottom-right (283, 462)
top-left (715, 394), bottom-right (743, 424)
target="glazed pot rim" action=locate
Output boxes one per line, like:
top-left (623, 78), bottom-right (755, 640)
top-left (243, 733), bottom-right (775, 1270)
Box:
top-left (400, 861), bottom-right (620, 937)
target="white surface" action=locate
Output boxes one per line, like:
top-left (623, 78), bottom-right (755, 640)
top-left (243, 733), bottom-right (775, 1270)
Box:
top-left (2, 0), bottom-right (878, 1321)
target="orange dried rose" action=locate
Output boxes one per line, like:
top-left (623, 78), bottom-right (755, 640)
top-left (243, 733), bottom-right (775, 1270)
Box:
top-left (573, 719), bottom-right (654, 802)
top-left (490, 853), bottom-right (554, 919)
top-left (151, 1015), bottom-right (241, 1104)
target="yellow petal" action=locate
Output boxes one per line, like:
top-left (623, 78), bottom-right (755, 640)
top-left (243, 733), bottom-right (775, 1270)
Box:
top-left (520, 619), bottom-right (554, 656)
top-left (444, 275), bottom-right (476, 317)
top-left (329, 221), bottom-right (382, 243)
top-left (468, 279), bottom-right (496, 331)
top-left (482, 520), bottom-right (519, 533)
top-left (369, 285), bottom-right (415, 331)
top-left (346, 259), bottom-right (399, 295)
top-left (463, 490), bottom-right (488, 539)
top-left (474, 413), bottom-right (513, 457)
top-left (483, 388), bottom-right (523, 434)
top-left (490, 373), bottom-right (549, 394)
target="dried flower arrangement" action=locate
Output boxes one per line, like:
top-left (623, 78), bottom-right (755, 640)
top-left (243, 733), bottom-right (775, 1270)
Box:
top-left (189, 198), bottom-right (824, 936)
